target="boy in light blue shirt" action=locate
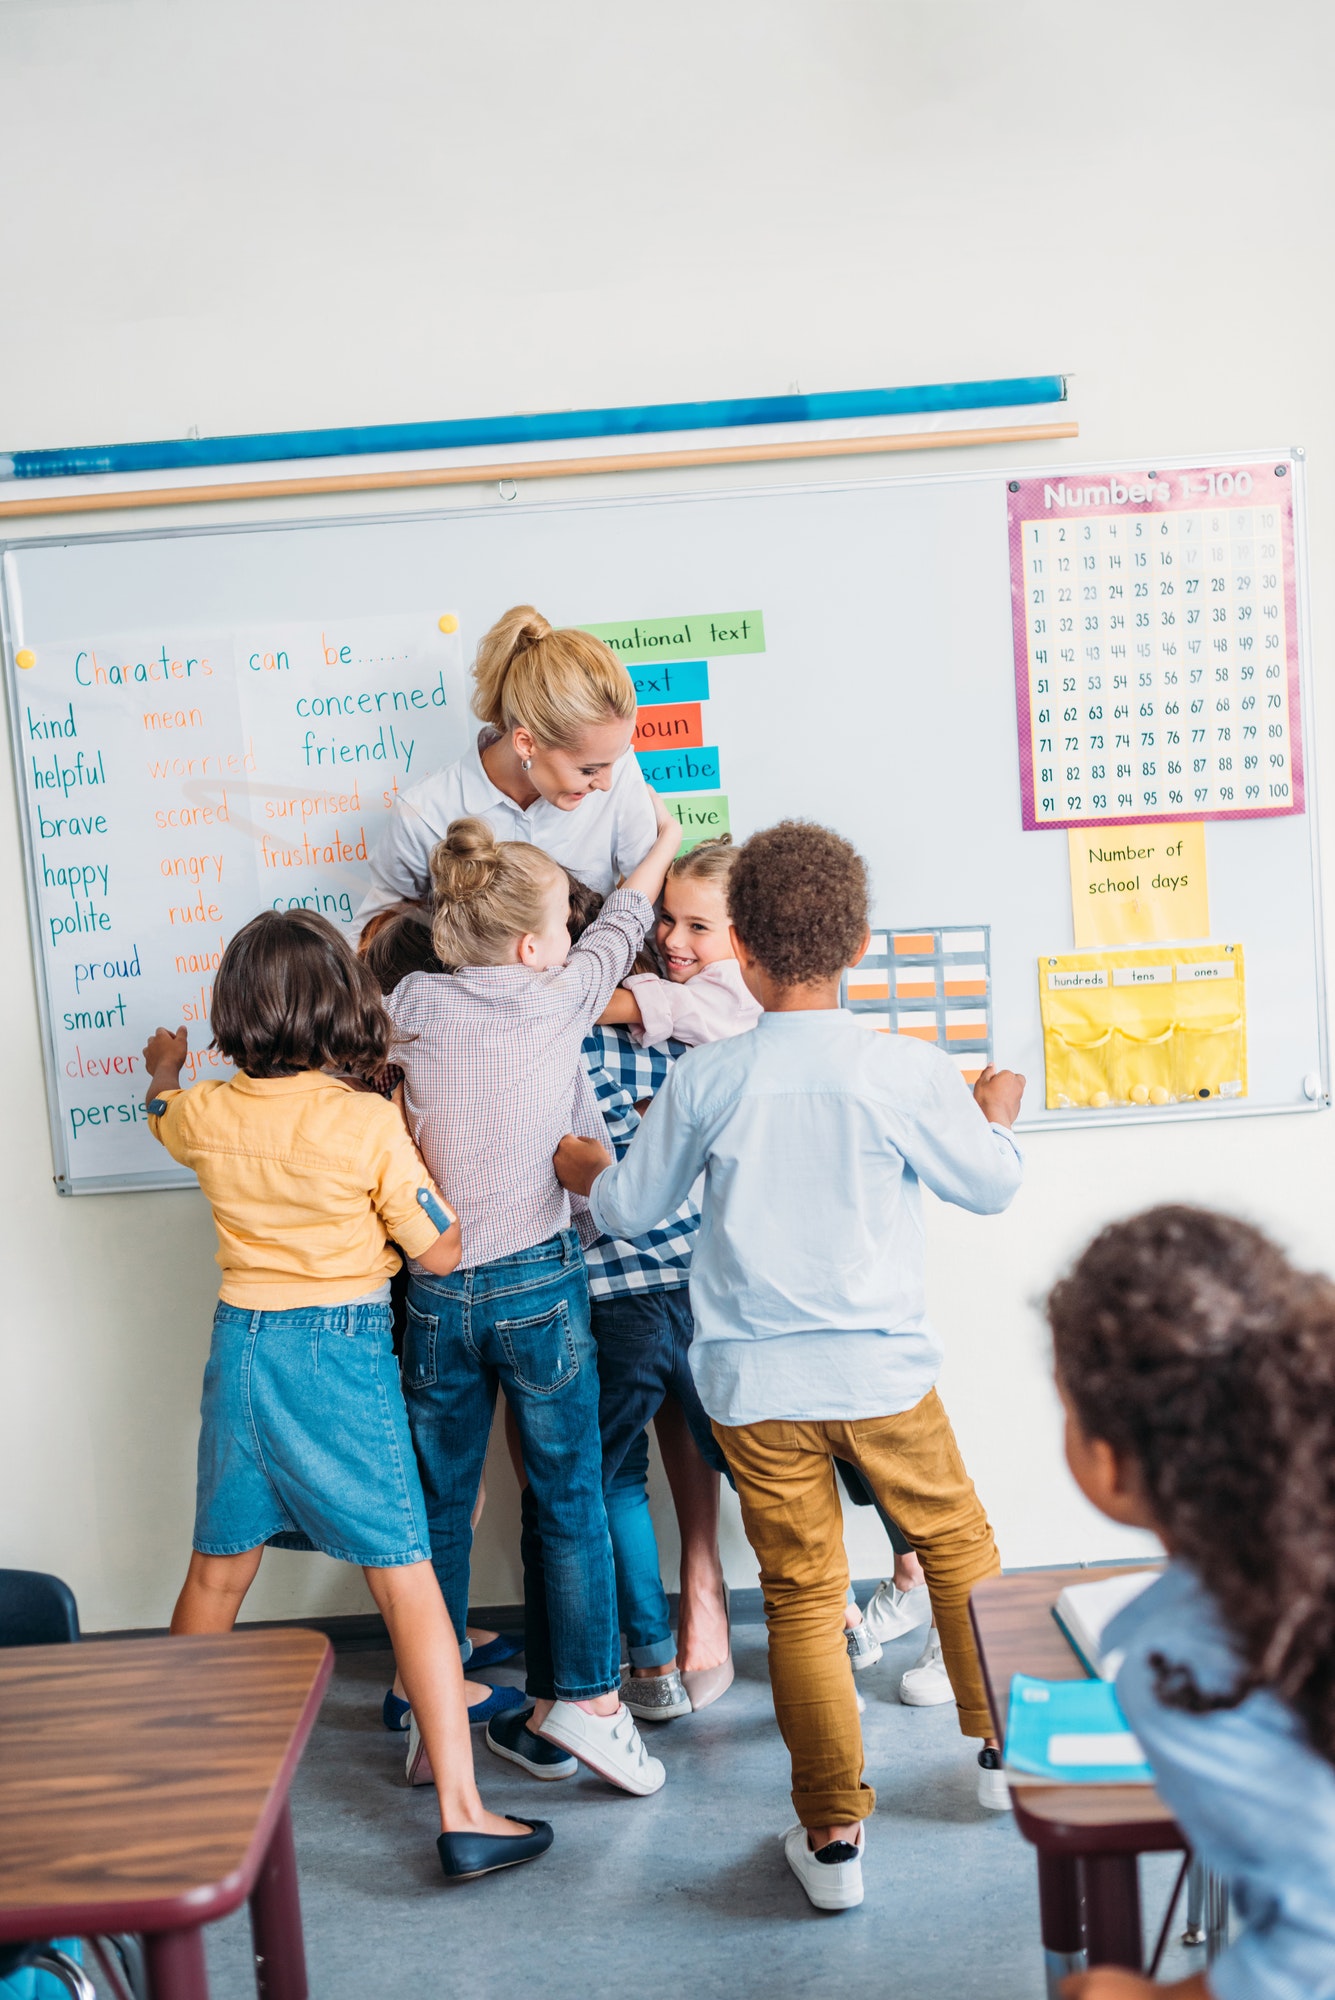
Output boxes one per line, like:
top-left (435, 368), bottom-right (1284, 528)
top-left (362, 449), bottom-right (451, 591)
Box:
top-left (556, 819), bottom-right (1025, 1913)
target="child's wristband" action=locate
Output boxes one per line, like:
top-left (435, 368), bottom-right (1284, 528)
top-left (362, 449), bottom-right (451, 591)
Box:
top-left (416, 1187), bottom-right (458, 1233)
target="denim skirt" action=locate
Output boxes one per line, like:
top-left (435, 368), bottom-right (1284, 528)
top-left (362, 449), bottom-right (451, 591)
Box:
top-left (193, 1300), bottom-right (432, 1568)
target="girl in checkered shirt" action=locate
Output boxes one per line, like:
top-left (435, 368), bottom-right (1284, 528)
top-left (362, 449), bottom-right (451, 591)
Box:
top-left (386, 808), bottom-right (681, 1799)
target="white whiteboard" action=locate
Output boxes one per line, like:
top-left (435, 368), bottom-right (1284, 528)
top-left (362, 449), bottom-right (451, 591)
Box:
top-left (2, 450), bottom-right (1327, 1194)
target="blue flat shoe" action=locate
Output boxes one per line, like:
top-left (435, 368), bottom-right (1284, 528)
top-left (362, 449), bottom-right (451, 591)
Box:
top-left (437, 1817), bottom-right (553, 1881)
top-left (485, 1704), bottom-right (578, 1780)
top-left (467, 1632), bottom-right (525, 1670)
top-left (382, 1689), bottom-right (411, 1733)
top-left (466, 1683), bottom-right (528, 1727)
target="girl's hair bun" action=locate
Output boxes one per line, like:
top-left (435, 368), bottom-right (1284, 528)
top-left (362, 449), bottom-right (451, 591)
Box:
top-left (427, 817), bottom-right (563, 967)
top-left (430, 816), bottom-right (501, 906)
top-left (443, 816), bottom-right (498, 861)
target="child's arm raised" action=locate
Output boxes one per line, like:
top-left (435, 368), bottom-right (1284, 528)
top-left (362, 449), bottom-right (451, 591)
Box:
top-left (565, 802), bottom-right (682, 1021)
top-left (621, 791), bottom-right (682, 904)
top-left (142, 1025), bottom-right (188, 1109)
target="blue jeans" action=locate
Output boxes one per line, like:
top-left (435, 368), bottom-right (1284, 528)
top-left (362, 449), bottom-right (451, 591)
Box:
top-left (592, 1283), bottom-right (728, 1670)
top-left (403, 1231), bottom-right (619, 1702)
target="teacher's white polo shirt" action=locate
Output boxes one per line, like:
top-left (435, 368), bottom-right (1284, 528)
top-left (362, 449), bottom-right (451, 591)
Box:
top-left (356, 728), bottom-right (658, 930)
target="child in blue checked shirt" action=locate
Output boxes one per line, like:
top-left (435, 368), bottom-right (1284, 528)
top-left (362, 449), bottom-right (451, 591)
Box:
top-left (563, 878), bottom-right (733, 1728)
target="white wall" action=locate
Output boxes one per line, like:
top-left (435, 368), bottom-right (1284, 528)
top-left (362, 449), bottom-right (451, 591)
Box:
top-left (2, 0), bottom-right (1331, 1629)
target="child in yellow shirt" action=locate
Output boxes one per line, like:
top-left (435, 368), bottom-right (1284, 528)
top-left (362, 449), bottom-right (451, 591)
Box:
top-left (144, 906), bottom-right (550, 1883)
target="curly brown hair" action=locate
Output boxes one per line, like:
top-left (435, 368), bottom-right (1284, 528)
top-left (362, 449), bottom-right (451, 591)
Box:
top-left (1049, 1205), bottom-right (1335, 1763)
top-left (727, 820), bottom-right (869, 988)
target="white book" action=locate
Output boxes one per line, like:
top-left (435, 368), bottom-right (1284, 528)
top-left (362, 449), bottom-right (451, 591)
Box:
top-left (1052, 1568), bottom-right (1160, 1681)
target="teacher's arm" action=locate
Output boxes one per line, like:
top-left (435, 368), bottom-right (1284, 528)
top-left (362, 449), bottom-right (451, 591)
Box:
top-left (355, 787), bottom-right (445, 935)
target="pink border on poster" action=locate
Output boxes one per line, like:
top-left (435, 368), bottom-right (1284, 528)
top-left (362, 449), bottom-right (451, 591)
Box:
top-left (1007, 459), bottom-right (1304, 832)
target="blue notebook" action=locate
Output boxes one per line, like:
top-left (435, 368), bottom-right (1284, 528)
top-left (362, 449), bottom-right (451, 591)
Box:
top-left (1004, 1672), bottom-right (1154, 1785)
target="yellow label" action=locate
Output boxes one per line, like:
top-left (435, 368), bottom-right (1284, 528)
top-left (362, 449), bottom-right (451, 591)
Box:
top-left (1067, 822), bottom-right (1208, 947)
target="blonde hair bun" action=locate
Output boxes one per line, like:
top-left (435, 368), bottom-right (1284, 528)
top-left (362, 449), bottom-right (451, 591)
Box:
top-left (429, 816), bottom-right (501, 907)
top-left (428, 816), bottom-right (563, 967)
top-left (471, 603), bottom-right (636, 750)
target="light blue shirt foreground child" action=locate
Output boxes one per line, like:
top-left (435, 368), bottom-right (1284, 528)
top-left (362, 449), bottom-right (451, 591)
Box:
top-left (588, 1010), bottom-right (1022, 1426)
top-left (1050, 1203), bottom-right (1335, 2000)
top-left (1108, 1563), bottom-right (1335, 2000)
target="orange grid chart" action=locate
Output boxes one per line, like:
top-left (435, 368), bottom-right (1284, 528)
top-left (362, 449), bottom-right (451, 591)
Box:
top-left (841, 926), bottom-right (994, 1084)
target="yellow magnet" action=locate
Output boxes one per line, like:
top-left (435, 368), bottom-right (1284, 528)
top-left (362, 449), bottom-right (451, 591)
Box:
top-left (1130, 1084), bottom-right (1150, 1105)
top-left (1149, 1085), bottom-right (1171, 1105)
top-left (438, 614), bottom-right (459, 634)
top-left (15, 649), bottom-right (35, 670)
top-left (1090, 1090), bottom-right (1111, 1109)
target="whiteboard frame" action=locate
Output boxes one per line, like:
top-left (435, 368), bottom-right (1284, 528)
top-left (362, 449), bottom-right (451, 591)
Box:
top-left (1, 443), bottom-right (1327, 1193)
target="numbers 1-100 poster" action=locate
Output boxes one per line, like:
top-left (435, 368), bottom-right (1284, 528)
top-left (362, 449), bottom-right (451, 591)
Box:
top-left (1008, 459), bottom-right (1305, 833)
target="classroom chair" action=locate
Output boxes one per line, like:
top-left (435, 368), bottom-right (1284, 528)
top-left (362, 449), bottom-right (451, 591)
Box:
top-left (0, 1944), bottom-right (93, 2000)
top-left (0, 1571), bottom-right (147, 2000)
top-left (0, 1570), bottom-right (80, 1649)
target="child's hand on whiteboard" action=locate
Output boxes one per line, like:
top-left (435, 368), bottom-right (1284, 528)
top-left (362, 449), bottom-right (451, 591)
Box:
top-left (553, 1133), bottom-right (614, 1197)
top-left (973, 1064), bottom-right (1025, 1128)
top-left (143, 1026), bottom-right (188, 1087)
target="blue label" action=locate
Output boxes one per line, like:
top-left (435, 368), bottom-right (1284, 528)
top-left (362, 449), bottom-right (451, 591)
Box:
top-left (636, 745), bottom-right (722, 793)
top-left (416, 1187), bottom-right (456, 1232)
top-left (632, 659), bottom-right (709, 705)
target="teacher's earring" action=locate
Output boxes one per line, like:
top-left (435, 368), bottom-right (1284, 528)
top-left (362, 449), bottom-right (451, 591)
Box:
top-left (521, 758), bottom-right (533, 771)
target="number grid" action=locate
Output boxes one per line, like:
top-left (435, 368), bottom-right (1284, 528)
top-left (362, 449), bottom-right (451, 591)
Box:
top-left (1008, 463), bottom-right (1304, 831)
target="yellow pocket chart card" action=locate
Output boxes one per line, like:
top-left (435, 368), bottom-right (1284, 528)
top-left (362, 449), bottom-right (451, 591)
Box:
top-left (843, 927), bottom-right (993, 1085)
top-left (1039, 944), bottom-right (1246, 1111)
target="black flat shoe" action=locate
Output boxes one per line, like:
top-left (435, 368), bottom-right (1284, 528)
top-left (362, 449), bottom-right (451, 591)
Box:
top-left (436, 1817), bottom-right (554, 1881)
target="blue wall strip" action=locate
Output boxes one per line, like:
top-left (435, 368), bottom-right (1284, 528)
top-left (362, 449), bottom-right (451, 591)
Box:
top-left (1, 375), bottom-right (1065, 481)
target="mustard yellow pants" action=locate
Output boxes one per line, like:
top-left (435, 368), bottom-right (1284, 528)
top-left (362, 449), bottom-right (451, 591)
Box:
top-left (714, 1389), bottom-right (1000, 1828)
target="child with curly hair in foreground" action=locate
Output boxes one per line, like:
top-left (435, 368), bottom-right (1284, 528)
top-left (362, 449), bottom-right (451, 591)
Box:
top-left (1050, 1206), bottom-right (1335, 2000)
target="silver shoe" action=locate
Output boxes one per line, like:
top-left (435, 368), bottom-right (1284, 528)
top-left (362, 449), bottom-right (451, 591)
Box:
top-left (620, 1667), bottom-right (692, 1721)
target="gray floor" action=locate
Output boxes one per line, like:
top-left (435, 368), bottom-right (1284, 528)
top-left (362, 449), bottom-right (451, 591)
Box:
top-left (191, 1618), bottom-right (1203, 2000)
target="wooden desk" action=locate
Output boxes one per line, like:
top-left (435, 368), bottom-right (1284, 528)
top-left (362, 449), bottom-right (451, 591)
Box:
top-left (971, 1568), bottom-right (1181, 1984)
top-left (0, 1629), bottom-right (333, 2000)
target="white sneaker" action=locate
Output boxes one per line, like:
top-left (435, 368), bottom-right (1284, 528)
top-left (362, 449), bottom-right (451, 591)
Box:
top-left (898, 1628), bottom-right (955, 1707)
top-left (977, 1747), bottom-right (1012, 1811)
top-left (783, 1821), bottom-right (865, 1910)
top-left (537, 1700), bottom-right (666, 1796)
top-left (863, 1579), bottom-right (931, 1644)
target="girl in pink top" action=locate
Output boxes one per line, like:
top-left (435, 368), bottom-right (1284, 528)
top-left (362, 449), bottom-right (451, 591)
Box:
top-left (603, 839), bottom-right (761, 1049)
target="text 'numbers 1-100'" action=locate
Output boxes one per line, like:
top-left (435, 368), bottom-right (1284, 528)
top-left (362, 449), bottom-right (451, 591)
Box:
top-left (1008, 464), bottom-right (1304, 832)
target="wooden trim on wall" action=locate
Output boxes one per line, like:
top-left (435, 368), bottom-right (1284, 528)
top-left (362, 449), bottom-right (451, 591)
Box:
top-left (0, 420), bottom-right (1079, 520)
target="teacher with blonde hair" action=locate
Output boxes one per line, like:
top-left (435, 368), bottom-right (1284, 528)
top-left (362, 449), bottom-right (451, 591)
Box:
top-left (357, 605), bottom-right (659, 928)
